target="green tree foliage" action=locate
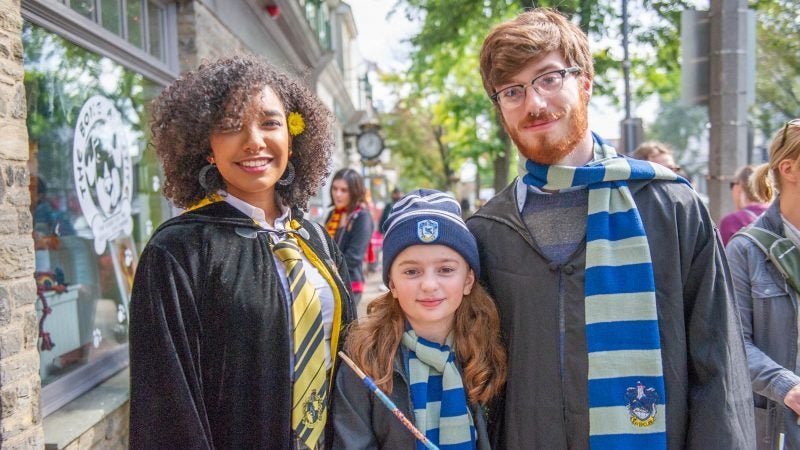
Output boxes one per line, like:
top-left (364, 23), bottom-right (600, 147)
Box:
top-left (647, 98), bottom-right (708, 180)
top-left (385, 0), bottom-right (798, 193)
top-left (750, 0), bottom-right (800, 137)
top-left (378, 72), bottom-right (448, 191)
top-left (646, 0), bottom-right (798, 165)
top-left (385, 0), bottom-right (668, 194)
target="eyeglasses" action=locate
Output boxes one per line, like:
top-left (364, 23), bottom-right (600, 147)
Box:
top-left (490, 67), bottom-right (581, 109)
top-left (778, 119), bottom-right (800, 150)
top-left (729, 181), bottom-right (738, 190)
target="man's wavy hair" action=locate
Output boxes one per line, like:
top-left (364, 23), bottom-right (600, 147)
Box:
top-left (150, 54), bottom-right (334, 209)
top-left (479, 8), bottom-right (594, 103)
top-left (345, 283), bottom-right (507, 406)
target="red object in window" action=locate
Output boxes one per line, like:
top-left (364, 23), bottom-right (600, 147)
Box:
top-left (265, 5), bottom-right (281, 18)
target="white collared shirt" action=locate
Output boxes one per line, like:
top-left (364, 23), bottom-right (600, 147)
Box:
top-left (224, 194), bottom-right (335, 368)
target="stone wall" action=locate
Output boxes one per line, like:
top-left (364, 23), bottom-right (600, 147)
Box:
top-left (60, 403), bottom-right (128, 450)
top-left (0, 0), bottom-right (43, 448)
top-left (176, 1), bottom-right (245, 73)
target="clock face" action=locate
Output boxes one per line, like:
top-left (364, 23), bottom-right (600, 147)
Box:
top-left (357, 130), bottom-right (384, 160)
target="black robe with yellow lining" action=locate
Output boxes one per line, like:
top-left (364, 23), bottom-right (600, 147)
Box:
top-left (129, 201), bottom-right (356, 449)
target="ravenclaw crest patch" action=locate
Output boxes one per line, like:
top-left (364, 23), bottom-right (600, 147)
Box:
top-left (625, 382), bottom-right (659, 427)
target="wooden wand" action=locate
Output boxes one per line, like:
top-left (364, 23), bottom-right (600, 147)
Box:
top-left (337, 352), bottom-right (440, 450)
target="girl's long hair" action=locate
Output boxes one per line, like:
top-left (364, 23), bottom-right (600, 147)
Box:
top-left (344, 282), bottom-right (507, 405)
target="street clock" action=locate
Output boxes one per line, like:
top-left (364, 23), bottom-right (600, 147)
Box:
top-left (356, 129), bottom-right (384, 160)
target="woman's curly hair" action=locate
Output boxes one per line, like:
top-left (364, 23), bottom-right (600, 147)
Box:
top-left (150, 54), bottom-right (334, 209)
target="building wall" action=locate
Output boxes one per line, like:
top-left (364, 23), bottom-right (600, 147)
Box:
top-left (60, 403), bottom-right (128, 450)
top-left (0, 0), bottom-right (44, 448)
top-left (177, 1), bottom-right (246, 73)
top-left (0, 0), bottom-right (367, 447)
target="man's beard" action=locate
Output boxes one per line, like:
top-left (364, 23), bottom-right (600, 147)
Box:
top-left (508, 92), bottom-right (589, 165)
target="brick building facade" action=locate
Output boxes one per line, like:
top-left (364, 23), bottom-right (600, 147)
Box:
top-left (0, 1), bottom-right (366, 448)
top-left (0, 0), bottom-right (43, 447)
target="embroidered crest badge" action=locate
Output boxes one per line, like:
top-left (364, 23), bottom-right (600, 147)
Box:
top-left (625, 382), bottom-right (659, 427)
top-left (417, 219), bottom-right (439, 242)
top-left (302, 389), bottom-right (325, 426)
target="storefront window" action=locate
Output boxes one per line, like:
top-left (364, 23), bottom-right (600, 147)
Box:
top-left (126, 0), bottom-right (143, 50)
top-left (69, 0), bottom-right (96, 21)
top-left (23, 21), bottom-right (168, 414)
top-left (62, 0), bottom-right (168, 64)
top-left (147, 1), bottom-right (164, 59)
top-left (100, 0), bottom-right (122, 36)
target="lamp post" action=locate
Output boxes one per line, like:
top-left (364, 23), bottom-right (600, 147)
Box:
top-left (620, 0), bottom-right (641, 155)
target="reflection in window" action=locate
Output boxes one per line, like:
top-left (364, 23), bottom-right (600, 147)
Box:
top-left (70, 0), bottom-right (96, 21)
top-left (147, 1), bottom-right (164, 59)
top-left (302, 0), bottom-right (332, 51)
top-left (64, 0), bottom-right (169, 64)
top-left (100, 0), bottom-right (122, 36)
top-left (126, 0), bottom-right (143, 50)
top-left (23, 21), bottom-right (168, 414)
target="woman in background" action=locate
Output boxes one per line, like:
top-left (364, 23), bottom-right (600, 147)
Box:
top-left (719, 164), bottom-right (768, 246)
top-left (727, 119), bottom-right (800, 450)
top-left (326, 168), bottom-right (374, 307)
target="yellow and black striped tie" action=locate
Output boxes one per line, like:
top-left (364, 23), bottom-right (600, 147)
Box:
top-left (272, 235), bottom-right (327, 448)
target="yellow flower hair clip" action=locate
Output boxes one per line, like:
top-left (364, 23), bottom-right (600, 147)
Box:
top-left (287, 111), bottom-right (305, 136)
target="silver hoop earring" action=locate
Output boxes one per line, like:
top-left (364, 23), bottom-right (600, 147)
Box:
top-left (198, 163), bottom-right (217, 190)
top-left (278, 161), bottom-right (295, 187)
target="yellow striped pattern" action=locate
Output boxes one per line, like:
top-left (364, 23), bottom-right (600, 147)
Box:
top-left (273, 235), bottom-right (327, 448)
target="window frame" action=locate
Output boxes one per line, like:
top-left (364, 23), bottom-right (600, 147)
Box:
top-left (22, 0), bottom-right (177, 416)
top-left (23, 0), bottom-right (179, 86)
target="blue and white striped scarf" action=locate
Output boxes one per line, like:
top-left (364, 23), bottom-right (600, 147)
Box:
top-left (402, 329), bottom-right (476, 450)
top-left (523, 136), bottom-right (689, 449)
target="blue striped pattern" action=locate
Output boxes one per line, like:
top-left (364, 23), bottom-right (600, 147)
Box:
top-left (588, 376), bottom-right (666, 407)
top-left (590, 432), bottom-right (668, 449)
top-left (585, 320), bottom-right (662, 352)
top-left (585, 263), bottom-right (655, 295)
top-left (403, 331), bottom-right (476, 450)
top-left (522, 137), bottom-right (688, 449)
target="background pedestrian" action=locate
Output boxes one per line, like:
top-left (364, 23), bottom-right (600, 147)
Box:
top-left (326, 168), bottom-right (374, 306)
top-left (726, 119), bottom-right (800, 450)
top-left (719, 164), bottom-right (769, 245)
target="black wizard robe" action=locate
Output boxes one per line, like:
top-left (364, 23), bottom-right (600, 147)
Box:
top-left (129, 201), bottom-right (356, 449)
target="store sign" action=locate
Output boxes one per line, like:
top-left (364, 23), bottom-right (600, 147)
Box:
top-left (73, 96), bottom-right (133, 254)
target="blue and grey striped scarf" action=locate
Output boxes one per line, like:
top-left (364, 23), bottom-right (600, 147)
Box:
top-left (402, 329), bottom-right (476, 450)
top-left (523, 137), bottom-right (689, 449)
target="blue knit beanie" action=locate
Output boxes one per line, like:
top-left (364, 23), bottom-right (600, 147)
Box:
top-left (381, 189), bottom-right (480, 285)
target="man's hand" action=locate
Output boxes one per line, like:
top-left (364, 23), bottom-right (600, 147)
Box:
top-left (783, 384), bottom-right (800, 415)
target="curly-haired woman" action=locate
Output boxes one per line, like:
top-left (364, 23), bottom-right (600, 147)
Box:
top-left (129, 55), bottom-right (356, 449)
top-left (325, 168), bottom-right (374, 307)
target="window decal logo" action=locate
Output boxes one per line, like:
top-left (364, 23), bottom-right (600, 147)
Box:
top-left (73, 96), bottom-right (133, 255)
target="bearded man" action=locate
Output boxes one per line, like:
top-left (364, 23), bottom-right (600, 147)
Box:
top-left (466, 8), bottom-right (755, 450)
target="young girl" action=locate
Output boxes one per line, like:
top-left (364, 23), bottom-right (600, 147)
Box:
top-left (333, 189), bottom-right (506, 449)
